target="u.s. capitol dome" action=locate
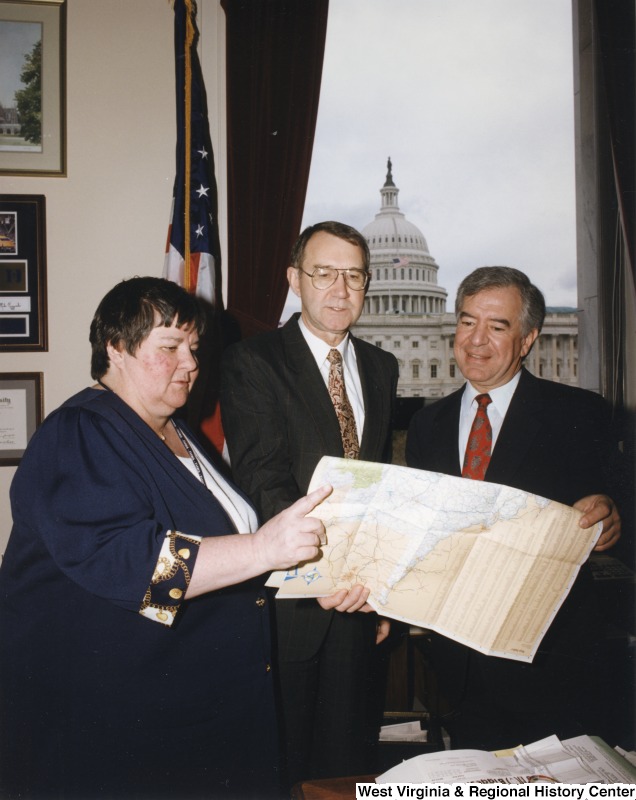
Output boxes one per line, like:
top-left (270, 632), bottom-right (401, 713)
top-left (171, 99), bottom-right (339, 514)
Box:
top-left (361, 158), bottom-right (447, 317)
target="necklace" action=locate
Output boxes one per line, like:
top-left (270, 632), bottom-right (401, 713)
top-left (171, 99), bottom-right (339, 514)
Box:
top-left (99, 380), bottom-right (209, 491)
top-left (171, 420), bottom-right (208, 489)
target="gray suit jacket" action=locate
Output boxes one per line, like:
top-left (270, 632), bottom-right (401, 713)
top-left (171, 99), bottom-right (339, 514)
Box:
top-left (220, 313), bottom-right (399, 660)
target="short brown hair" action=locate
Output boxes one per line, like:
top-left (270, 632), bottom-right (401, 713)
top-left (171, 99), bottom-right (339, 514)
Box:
top-left (90, 276), bottom-right (206, 379)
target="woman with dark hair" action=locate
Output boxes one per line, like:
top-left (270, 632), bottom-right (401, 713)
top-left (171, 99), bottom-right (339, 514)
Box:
top-left (0, 277), bottom-right (329, 799)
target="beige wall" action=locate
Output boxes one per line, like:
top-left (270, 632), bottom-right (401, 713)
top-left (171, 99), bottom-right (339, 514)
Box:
top-left (0, 0), bottom-right (226, 553)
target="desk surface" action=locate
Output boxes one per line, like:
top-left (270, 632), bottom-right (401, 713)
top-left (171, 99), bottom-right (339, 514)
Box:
top-left (290, 775), bottom-right (375, 800)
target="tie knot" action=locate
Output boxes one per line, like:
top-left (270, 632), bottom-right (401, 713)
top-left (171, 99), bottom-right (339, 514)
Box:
top-left (327, 348), bottom-right (342, 365)
top-left (475, 393), bottom-right (492, 408)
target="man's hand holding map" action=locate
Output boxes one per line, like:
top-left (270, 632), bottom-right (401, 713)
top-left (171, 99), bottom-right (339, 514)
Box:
top-left (267, 457), bottom-right (602, 662)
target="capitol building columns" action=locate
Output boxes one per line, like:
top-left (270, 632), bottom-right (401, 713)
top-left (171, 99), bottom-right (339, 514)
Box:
top-left (352, 160), bottom-right (579, 400)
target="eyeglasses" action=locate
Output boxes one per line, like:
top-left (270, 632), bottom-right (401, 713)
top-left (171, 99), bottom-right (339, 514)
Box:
top-left (299, 266), bottom-right (370, 291)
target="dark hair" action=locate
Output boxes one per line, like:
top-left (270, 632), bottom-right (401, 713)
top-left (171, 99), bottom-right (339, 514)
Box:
top-left (290, 221), bottom-right (370, 272)
top-left (90, 276), bottom-right (207, 379)
top-left (455, 266), bottom-right (546, 336)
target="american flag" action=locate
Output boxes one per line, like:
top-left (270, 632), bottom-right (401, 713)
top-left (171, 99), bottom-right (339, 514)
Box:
top-left (392, 257), bottom-right (410, 267)
top-left (164, 0), bottom-right (219, 305)
top-left (164, 0), bottom-right (226, 457)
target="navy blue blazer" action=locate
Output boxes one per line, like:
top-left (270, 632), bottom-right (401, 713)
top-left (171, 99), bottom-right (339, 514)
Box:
top-left (0, 387), bottom-right (277, 798)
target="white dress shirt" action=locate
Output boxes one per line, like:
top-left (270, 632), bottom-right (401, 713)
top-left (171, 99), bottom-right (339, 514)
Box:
top-left (298, 317), bottom-right (365, 443)
top-left (178, 438), bottom-right (258, 534)
top-left (458, 370), bottom-right (522, 466)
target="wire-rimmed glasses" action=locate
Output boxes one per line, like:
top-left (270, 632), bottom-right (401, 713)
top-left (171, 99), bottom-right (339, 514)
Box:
top-left (299, 266), bottom-right (370, 291)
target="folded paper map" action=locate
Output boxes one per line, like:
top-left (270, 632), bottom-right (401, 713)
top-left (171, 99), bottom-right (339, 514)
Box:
top-left (267, 457), bottom-right (602, 662)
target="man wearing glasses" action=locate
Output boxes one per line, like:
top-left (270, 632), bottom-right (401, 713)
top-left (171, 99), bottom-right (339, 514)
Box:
top-left (220, 221), bottom-right (398, 788)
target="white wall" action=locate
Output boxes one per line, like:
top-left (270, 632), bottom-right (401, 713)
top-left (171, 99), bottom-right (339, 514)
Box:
top-left (0, 0), bottom-right (226, 552)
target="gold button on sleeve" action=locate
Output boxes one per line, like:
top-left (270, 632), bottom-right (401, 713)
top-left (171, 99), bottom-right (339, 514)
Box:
top-left (256, 597), bottom-right (266, 608)
top-left (169, 588), bottom-right (184, 600)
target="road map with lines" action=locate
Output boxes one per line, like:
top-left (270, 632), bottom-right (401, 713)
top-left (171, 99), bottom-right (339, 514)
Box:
top-left (267, 457), bottom-right (602, 661)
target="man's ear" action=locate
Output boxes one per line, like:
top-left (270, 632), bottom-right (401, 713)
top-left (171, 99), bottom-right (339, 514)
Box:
top-left (287, 266), bottom-right (301, 298)
top-left (521, 328), bottom-right (539, 357)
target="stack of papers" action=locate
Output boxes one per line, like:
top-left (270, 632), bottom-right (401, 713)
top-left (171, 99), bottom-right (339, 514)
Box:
top-left (380, 722), bottom-right (428, 743)
top-left (376, 735), bottom-right (636, 784)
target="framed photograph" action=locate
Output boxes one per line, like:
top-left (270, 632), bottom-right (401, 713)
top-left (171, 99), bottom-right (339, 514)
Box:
top-left (0, 0), bottom-right (66, 176)
top-left (0, 372), bottom-right (43, 465)
top-left (0, 194), bottom-right (48, 351)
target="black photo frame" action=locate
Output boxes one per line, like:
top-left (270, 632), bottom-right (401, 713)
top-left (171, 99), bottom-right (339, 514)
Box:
top-left (0, 194), bottom-right (48, 351)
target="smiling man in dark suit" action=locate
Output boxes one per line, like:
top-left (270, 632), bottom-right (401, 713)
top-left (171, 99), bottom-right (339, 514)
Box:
top-left (220, 221), bottom-right (399, 787)
top-left (406, 265), bottom-right (621, 751)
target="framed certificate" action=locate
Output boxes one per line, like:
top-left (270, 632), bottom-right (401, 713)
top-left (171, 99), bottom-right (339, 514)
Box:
top-left (0, 371), bottom-right (43, 465)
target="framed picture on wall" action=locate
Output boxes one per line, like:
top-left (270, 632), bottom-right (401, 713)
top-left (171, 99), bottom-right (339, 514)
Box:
top-left (0, 194), bottom-right (48, 351)
top-left (0, 0), bottom-right (67, 176)
top-left (0, 372), bottom-right (43, 466)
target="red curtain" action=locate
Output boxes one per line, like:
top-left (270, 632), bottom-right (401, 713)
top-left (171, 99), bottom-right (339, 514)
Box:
top-left (221, 0), bottom-right (330, 339)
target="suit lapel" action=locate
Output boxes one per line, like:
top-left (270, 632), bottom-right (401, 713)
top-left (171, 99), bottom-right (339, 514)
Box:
top-left (486, 369), bottom-right (544, 485)
top-left (281, 316), bottom-right (344, 454)
top-left (354, 339), bottom-right (386, 460)
top-left (430, 390), bottom-right (463, 476)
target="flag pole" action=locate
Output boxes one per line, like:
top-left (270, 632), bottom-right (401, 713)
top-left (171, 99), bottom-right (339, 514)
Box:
top-left (183, 0), bottom-right (195, 292)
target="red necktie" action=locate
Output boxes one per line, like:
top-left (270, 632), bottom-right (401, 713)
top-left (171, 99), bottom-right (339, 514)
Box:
top-left (462, 393), bottom-right (492, 480)
top-left (327, 349), bottom-right (359, 459)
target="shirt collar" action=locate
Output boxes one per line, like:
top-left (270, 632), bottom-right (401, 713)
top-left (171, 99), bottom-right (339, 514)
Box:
top-left (463, 369), bottom-right (522, 416)
top-left (298, 316), bottom-right (351, 365)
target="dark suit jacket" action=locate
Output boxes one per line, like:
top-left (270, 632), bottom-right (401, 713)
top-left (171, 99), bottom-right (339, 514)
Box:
top-left (0, 387), bottom-right (278, 797)
top-left (220, 313), bottom-right (399, 661)
top-left (405, 368), bottom-right (618, 724)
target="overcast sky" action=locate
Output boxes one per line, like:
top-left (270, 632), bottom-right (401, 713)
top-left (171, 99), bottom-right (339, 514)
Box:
top-left (300, 0), bottom-right (577, 310)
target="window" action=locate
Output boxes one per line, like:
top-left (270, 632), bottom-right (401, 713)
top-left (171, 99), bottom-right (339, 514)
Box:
top-left (450, 364), bottom-right (456, 377)
top-left (296, 2), bottom-right (578, 331)
top-left (375, 341), bottom-right (383, 349)
top-left (412, 340), bottom-right (419, 348)
top-left (430, 364), bottom-right (437, 379)
top-left (412, 364), bottom-right (419, 379)
top-left (393, 340), bottom-right (401, 348)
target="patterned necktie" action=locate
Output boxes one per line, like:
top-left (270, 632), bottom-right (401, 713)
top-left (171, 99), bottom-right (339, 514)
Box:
top-left (462, 393), bottom-right (493, 480)
top-left (327, 348), bottom-right (359, 459)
